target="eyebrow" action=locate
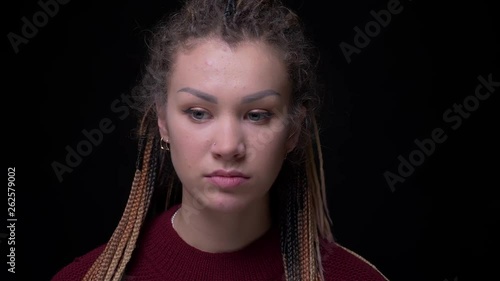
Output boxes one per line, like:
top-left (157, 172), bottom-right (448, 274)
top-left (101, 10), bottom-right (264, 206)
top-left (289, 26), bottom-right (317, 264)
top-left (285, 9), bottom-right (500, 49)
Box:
top-left (241, 90), bottom-right (281, 103)
top-left (177, 87), bottom-right (280, 104)
top-left (177, 87), bottom-right (218, 104)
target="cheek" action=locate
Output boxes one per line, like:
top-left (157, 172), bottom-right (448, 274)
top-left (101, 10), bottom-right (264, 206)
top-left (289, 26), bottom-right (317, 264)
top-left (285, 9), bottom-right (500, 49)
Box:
top-left (169, 138), bottom-right (205, 183)
top-left (171, 130), bottom-right (204, 160)
top-left (167, 120), bottom-right (200, 169)
top-left (246, 126), bottom-right (288, 161)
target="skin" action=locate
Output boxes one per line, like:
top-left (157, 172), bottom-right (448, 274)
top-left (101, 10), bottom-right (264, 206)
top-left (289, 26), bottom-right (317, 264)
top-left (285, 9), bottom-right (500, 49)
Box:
top-left (157, 38), bottom-right (301, 253)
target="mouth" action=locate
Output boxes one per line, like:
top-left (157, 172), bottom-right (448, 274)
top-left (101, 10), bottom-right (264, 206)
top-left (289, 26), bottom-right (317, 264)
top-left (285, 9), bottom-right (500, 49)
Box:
top-left (205, 169), bottom-right (250, 188)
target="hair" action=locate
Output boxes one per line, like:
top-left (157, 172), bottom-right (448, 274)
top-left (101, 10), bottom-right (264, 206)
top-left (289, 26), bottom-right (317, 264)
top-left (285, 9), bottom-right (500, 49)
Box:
top-left (83, 0), bottom-right (333, 280)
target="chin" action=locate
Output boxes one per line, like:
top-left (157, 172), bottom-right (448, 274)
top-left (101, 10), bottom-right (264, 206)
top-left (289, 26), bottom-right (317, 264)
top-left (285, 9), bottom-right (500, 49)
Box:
top-left (182, 182), bottom-right (270, 214)
top-left (195, 193), bottom-right (266, 214)
top-left (203, 196), bottom-right (251, 213)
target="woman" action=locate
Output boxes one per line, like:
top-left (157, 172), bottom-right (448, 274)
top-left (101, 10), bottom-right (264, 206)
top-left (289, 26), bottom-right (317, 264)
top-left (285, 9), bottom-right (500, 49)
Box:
top-left (52, 0), bottom-right (389, 280)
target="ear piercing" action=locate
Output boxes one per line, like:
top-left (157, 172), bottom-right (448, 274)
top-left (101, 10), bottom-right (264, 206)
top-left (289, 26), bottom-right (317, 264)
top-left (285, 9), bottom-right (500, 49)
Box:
top-left (160, 137), bottom-right (170, 151)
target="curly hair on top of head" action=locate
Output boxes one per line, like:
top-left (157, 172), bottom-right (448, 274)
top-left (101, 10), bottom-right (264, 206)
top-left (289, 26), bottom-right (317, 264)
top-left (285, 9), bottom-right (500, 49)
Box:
top-left (83, 1), bottom-right (332, 281)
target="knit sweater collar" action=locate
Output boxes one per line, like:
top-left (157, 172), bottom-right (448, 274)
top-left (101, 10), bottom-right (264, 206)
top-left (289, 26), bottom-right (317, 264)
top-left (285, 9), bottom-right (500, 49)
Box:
top-left (130, 204), bottom-right (285, 280)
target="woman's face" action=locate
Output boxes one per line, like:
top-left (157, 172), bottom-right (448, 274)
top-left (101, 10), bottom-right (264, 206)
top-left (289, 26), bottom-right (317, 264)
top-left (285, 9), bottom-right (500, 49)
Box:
top-left (158, 38), bottom-right (299, 213)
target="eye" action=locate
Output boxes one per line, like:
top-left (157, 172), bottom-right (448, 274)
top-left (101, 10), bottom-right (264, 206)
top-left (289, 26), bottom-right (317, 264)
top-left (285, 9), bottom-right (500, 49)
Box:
top-left (183, 108), bottom-right (212, 122)
top-left (247, 110), bottom-right (273, 122)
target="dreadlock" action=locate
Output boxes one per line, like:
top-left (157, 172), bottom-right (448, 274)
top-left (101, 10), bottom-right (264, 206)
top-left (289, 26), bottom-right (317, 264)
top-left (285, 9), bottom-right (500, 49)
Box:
top-left (83, 0), bottom-right (333, 280)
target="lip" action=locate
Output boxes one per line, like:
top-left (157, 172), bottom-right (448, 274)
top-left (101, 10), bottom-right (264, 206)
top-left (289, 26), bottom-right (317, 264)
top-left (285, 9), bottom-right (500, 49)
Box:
top-left (205, 169), bottom-right (250, 188)
top-left (207, 169), bottom-right (250, 178)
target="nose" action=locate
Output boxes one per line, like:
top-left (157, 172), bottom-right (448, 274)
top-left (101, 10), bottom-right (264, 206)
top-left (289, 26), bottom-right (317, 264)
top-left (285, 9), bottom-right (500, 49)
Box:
top-left (211, 117), bottom-right (246, 161)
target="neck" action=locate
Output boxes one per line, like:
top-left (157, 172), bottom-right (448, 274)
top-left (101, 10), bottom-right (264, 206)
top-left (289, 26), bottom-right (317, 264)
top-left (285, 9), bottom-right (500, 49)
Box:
top-left (173, 193), bottom-right (272, 253)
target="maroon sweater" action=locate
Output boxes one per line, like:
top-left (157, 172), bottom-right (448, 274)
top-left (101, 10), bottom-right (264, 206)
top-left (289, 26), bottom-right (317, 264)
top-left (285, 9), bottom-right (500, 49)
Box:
top-left (52, 205), bottom-right (388, 280)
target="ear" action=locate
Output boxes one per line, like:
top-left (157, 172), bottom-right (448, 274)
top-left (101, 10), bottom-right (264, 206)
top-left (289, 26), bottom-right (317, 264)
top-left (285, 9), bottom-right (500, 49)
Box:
top-left (285, 105), bottom-right (306, 153)
top-left (157, 104), bottom-right (169, 140)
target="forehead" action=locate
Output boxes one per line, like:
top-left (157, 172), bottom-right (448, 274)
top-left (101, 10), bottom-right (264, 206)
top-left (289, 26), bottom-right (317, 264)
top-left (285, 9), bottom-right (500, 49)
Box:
top-left (168, 38), bottom-right (291, 96)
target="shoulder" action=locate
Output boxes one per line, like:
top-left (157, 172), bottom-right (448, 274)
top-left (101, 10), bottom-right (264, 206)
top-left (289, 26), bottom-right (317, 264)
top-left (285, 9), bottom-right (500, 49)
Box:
top-left (49, 211), bottom-right (172, 281)
top-left (50, 243), bottom-right (106, 281)
top-left (320, 240), bottom-right (389, 281)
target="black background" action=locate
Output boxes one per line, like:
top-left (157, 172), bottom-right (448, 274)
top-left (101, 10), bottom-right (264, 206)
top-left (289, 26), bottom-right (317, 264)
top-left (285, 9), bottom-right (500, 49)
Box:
top-left (2, 0), bottom-right (499, 280)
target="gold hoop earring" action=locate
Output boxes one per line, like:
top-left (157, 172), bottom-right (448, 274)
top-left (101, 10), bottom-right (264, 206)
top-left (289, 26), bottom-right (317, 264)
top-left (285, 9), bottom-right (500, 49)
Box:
top-left (160, 137), bottom-right (170, 151)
